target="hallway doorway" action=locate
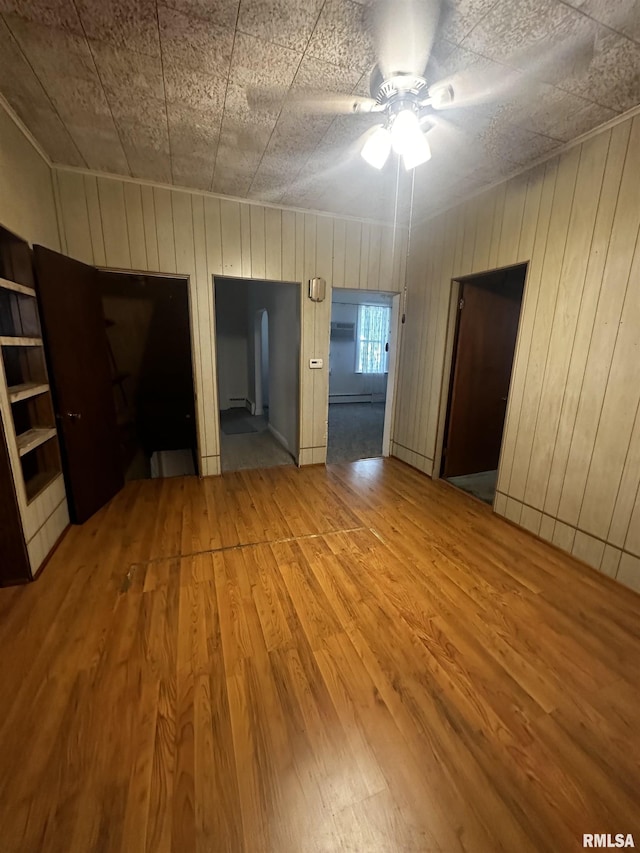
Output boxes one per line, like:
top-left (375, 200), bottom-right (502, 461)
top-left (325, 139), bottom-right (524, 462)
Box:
top-left (214, 276), bottom-right (300, 473)
top-left (441, 264), bottom-right (527, 504)
top-left (327, 289), bottom-right (399, 464)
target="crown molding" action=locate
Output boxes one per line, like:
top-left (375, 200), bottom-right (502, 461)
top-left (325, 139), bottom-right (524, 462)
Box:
top-left (53, 163), bottom-right (409, 230)
top-left (0, 94), bottom-right (52, 168)
top-left (412, 101), bottom-right (640, 231)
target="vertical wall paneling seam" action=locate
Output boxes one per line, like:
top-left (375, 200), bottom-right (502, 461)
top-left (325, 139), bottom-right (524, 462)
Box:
top-left (50, 168), bottom-right (65, 254)
top-left (83, 175), bottom-right (96, 264)
top-left (418, 231), bottom-right (440, 461)
top-left (169, 191), bottom-right (178, 273)
top-left (555, 123), bottom-right (634, 522)
top-left (152, 187), bottom-right (161, 272)
top-left (519, 146), bottom-right (584, 508)
top-left (402, 220), bottom-right (423, 450)
top-left (122, 183), bottom-right (133, 268)
top-left (487, 183), bottom-right (507, 269)
top-left (86, 176), bottom-right (106, 267)
top-left (52, 170), bottom-right (68, 256)
top-left (538, 131), bottom-right (613, 515)
top-left (138, 184), bottom-right (149, 270)
top-left (503, 161), bottom-right (558, 499)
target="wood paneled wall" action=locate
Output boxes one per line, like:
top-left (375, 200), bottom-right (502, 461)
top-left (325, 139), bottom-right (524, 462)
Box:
top-left (393, 113), bottom-right (640, 592)
top-left (53, 169), bottom-right (407, 473)
top-left (0, 108), bottom-right (59, 253)
top-left (0, 106), bottom-right (68, 572)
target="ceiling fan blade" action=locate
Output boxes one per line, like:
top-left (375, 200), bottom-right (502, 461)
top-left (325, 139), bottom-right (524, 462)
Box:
top-left (426, 27), bottom-right (597, 111)
top-left (246, 86), bottom-right (380, 116)
top-left (372, 0), bottom-right (442, 78)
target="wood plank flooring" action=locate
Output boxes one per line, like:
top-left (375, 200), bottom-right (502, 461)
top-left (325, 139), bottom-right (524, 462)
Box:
top-left (1, 458), bottom-right (639, 852)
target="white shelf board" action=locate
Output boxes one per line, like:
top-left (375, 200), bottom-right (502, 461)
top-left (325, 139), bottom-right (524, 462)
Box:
top-left (8, 382), bottom-right (49, 403)
top-left (0, 336), bottom-right (42, 347)
top-left (0, 276), bottom-right (35, 297)
top-left (16, 427), bottom-right (57, 457)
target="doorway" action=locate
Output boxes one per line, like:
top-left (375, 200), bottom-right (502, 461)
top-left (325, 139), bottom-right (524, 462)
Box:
top-left (327, 289), bottom-right (398, 464)
top-left (214, 276), bottom-right (300, 473)
top-left (97, 271), bottom-right (198, 481)
top-left (441, 264), bottom-right (526, 504)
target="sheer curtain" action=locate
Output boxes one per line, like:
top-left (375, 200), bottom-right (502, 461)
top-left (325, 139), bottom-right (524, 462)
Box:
top-left (357, 304), bottom-right (390, 373)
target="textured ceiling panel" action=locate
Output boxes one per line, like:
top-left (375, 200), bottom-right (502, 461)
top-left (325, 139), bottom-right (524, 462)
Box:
top-left (0, 0), bottom-right (82, 32)
top-left (75, 0), bottom-right (161, 56)
top-left (162, 0), bottom-right (240, 28)
top-left (0, 17), bottom-right (84, 164)
top-left (158, 4), bottom-right (234, 70)
top-left (0, 0), bottom-right (639, 223)
top-left (562, 0), bottom-right (640, 43)
top-left (237, 0), bottom-right (324, 52)
top-left (306, 0), bottom-right (375, 72)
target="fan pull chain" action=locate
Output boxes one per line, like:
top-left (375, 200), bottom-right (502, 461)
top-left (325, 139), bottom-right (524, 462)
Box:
top-left (390, 153), bottom-right (401, 298)
top-left (402, 169), bottom-right (416, 324)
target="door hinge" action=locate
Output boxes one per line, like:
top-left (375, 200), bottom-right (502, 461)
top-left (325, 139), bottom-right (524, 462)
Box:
top-left (458, 297), bottom-right (465, 310)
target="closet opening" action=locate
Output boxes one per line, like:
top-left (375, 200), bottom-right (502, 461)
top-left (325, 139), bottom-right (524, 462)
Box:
top-left (441, 263), bottom-right (527, 505)
top-left (97, 270), bottom-right (198, 481)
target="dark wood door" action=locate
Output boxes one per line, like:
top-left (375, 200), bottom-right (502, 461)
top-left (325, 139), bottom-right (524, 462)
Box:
top-left (33, 246), bottom-right (123, 524)
top-left (442, 266), bottom-right (525, 478)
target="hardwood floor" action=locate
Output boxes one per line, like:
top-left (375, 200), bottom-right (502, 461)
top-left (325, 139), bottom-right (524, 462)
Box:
top-left (1, 458), bottom-right (639, 852)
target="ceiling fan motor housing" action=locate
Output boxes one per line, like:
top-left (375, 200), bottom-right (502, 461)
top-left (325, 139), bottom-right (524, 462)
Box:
top-left (370, 66), bottom-right (429, 106)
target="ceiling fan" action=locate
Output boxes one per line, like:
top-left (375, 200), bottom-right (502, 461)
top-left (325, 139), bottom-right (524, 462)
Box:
top-left (249, 0), bottom-right (603, 174)
top-left (271, 0), bottom-right (454, 172)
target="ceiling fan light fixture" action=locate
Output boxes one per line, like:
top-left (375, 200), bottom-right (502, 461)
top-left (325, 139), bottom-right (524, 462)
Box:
top-left (390, 108), bottom-right (421, 154)
top-left (402, 133), bottom-right (431, 170)
top-left (361, 125), bottom-right (392, 169)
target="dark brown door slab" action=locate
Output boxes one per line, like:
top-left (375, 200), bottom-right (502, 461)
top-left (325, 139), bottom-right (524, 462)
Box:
top-left (443, 265), bottom-right (525, 479)
top-left (34, 246), bottom-right (123, 524)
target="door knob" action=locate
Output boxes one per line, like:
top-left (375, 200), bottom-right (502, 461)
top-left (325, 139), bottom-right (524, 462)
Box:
top-left (66, 412), bottom-right (82, 420)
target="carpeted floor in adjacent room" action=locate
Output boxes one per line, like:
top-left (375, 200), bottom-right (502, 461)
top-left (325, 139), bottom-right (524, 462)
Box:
top-left (327, 401), bottom-right (386, 464)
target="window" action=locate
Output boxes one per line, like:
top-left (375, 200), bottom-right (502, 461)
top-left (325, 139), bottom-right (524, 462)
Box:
top-left (356, 304), bottom-right (391, 373)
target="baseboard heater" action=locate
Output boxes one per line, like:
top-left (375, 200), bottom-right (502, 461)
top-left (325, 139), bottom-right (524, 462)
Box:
top-left (329, 393), bottom-right (386, 404)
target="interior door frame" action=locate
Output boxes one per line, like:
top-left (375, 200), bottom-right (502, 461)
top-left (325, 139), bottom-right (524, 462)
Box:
top-left (326, 288), bottom-right (400, 459)
top-left (382, 293), bottom-right (402, 457)
top-left (98, 267), bottom-right (202, 476)
top-left (432, 263), bottom-right (529, 502)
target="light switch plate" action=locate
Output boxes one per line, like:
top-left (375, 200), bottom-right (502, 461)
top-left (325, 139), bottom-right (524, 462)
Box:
top-left (309, 358), bottom-right (323, 369)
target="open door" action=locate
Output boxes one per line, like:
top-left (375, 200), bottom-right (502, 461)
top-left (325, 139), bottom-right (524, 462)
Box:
top-left (442, 265), bottom-right (525, 479)
top-left (34, 246), bottom-right (123, 523)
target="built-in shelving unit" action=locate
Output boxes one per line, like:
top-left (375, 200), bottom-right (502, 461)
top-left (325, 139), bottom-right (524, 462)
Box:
top-left (0, 224), bottom-right (67, 584)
